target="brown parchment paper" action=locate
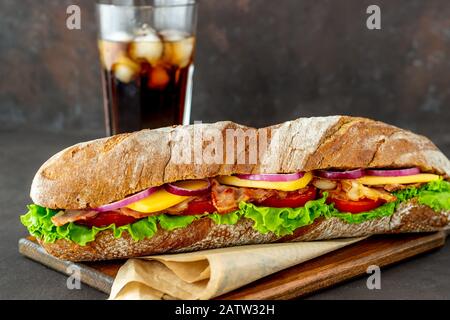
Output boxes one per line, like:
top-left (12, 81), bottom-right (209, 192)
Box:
top-left (109, 237), bottom-right (365, 300)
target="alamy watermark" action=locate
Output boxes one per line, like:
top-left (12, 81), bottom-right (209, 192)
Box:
top-left (366, 5), bottom-right (381, 30)
top-left (168, 121), bottom-right (283, 166)
top-left (66, 265), bottom-right (81, 290)
top-left (366, 265), bottom-right (381, 290)
top-left (66, 4), bottom-right (381, 32)
top-left (66, 5), bottom-right (81, 30)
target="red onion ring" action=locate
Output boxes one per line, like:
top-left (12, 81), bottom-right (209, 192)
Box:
top-left (365, 167), bottom-right (420, 177)
top-left (93, 187), bottom-right (160, 212)
top-left (164, 179), bottom-right (211, 196)
top-left (234, 172), bottom-right (305, 182)
top-left (316, 168), bottom-right (365, 180)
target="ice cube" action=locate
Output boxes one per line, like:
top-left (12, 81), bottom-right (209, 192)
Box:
top-left (164, 36), bottom-right (195, 68)
top-left (112, 56), bottom-right (140, 83)
top-left (160, 30), bottom-right (194, 68)
top-left (98, 40), bottom-right (129, 71)
top-left (134, 24), bottom-right (157, 37)
top-left (114, 65), bottom-right (136, 83)
top-left (148, 66), bottom-right (170, 89)
top-left (160, 29), bottom-right (189, 42)
top-left (129, 33), bottom-right (163, 65)
top-left (98, 32), bottom-right (133, 71)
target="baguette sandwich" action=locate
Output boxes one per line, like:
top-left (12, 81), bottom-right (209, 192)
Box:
top-left (21, 116), bottom-right (450, 261)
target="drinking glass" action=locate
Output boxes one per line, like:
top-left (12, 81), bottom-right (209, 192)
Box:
top-left (96, 0), bottom-right (198, 135)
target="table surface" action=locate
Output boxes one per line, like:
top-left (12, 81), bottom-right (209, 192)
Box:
top-left (1, 129), bottom-right (449, 300)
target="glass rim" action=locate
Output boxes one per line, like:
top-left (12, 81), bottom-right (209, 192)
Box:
top-left (96, 1), bottom-right (197, 9)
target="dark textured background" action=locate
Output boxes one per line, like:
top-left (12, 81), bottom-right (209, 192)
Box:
top-left (0, 0), bottom-right (449, 152)
top-left (1, 0), bottom-right (450, 300)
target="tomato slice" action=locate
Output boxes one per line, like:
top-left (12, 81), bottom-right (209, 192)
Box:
top-left (78, 211), bottom-right (137, 228)
top-left (257, 186), bottom-right (317, 208)
top-left (178, 198), bottom-right (217, 215)
top-left (327, 196), bottom-right (384, 214)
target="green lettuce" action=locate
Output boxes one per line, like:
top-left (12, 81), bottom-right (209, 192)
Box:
top-left (20, 206), bottom-right (202, 246)
top-left (20, 196), bottom-right (331, 245)
top-left (158, 214), bottom-right (200, 231)
top-left (209, 211), bottom-right (240, 225)
top-left (417, 179), bottom-right (450, 211)
top-left (236, 195), bottom-right (331, 236)
top-left (21, 180), bottom-right (450, 246)
top-left (208, 195), bottom-right (331, 236)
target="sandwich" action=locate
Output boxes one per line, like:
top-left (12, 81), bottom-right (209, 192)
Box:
top-left (21, 116), bottom-right (450, 261)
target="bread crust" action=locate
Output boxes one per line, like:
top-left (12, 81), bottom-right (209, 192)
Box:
top-left (30, 116), bottom-right (450, 209)
top-left (38, 200), bottom-right (449, 261)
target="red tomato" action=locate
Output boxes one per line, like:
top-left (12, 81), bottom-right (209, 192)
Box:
top-left (179, 198), bottom-right (217, 215)
top-left (257, 186), bottom-right (317, 208)
top-left (78, 211), bottom-right (137, 228)
top-left (327, 196), bottom-right (384, 214)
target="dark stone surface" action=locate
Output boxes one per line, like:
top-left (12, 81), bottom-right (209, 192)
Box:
top-left (0, 129), bottom-right (107, 299)
top-left (0, 0), bottom-right (449, 151)
top-left (1, 0), bottom-right (450, 300)
top-left (1, 129), bottom-right (449, 300)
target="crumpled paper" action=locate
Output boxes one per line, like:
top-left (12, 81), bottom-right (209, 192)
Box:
top-left (109, 237), bottom-right (364, 300)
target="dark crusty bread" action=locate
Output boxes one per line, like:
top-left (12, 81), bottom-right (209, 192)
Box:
top-left (39, 200), bottom-right (449, 261)
top-left (31, 116), bottom-right (450, 209)
top-left (28, 116), bottom-right (450, 261)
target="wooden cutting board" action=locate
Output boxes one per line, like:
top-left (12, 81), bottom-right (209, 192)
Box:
top-left (18, 232), bottom-right (446, 299)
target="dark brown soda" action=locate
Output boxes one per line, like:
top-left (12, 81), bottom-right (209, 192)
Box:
top-left (99, 38), bottom-right (194, 135)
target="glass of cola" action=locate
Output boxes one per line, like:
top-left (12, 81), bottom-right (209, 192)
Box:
top-left (96, 0), bottom-right (198, 135)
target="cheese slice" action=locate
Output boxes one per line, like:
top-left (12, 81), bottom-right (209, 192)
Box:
top-left (126, 180), bottom-right (208, 213)
top-left (217, 172), bottom-right (313, 191)
top-left (357, 174), bottom-right (440, 186)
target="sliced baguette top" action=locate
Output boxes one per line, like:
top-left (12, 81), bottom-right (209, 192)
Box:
top-left (30, 116), bottom-right (450, 209)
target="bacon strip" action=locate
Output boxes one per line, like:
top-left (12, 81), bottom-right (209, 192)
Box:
top-left (51, 209), bottom-right (99, 227)
top-left (331, 180), bottom-right (397, 202)
top-left (117, 207), bottom-right (159, 219)
top-left (210, 179), bottom-right (276, 213)
top-left (382, 183), bottom-right (424, 192)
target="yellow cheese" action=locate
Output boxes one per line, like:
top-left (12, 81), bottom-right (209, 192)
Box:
top-left (126, 180), bottom-right (208, 213)
top-left (357, 174), bottom-right (440, 186)
top-left (216, 172), bottom-right (313, 191)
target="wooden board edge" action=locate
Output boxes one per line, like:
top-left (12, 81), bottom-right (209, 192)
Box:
top-left (284, 231), bottom-right (446, 300)
top-left (218, 232), bottom-right (446, 300)
top-left (18, 238), bottom-right (113, 294)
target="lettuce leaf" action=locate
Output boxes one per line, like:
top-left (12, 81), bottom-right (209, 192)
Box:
top-left (422, 179), bottom-right (450, 193)
top-left (20, 196), bottom-right (331, 245)
top-left (209, 211), bottom-right (240, 225)
top-left (417, 179), bottom-right (450, 211)
top-left (20, 205), bottom-right (201, 246)
top-left (418, 192), bottom-right (450, 211)
top-left (236, 194), bottom-right (331, 236)
top-left (21, 180), bottom-right (450, 246)
top-left (208, 195), bottom-right (332, 236)
top-left (158, 214), bottom-right (199, 231)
